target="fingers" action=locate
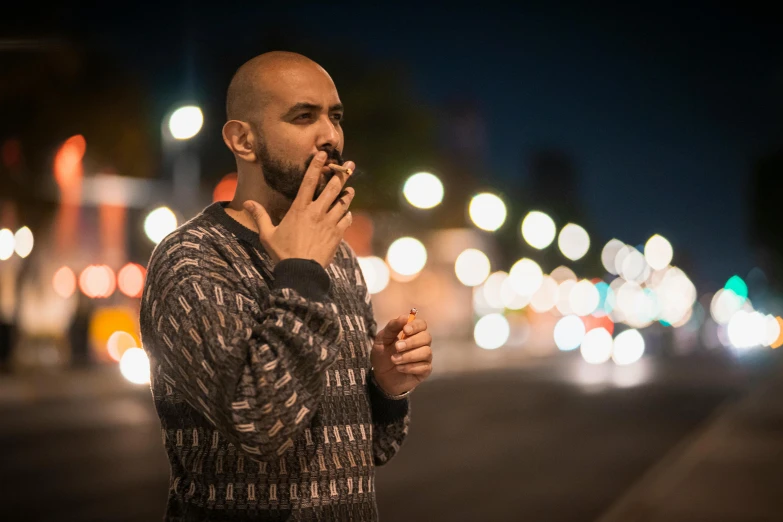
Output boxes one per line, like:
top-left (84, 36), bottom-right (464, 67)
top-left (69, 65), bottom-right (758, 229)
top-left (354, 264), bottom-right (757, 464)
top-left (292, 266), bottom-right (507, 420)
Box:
top-left (394, 361), bottom-right (432, 376)
top-left (314, 167), bottom-right (352, 214)
top-left (294, 151), bottom-right (328, 206)
top-left (394, 330), bottom-right (432, 353)
top-left (242, 200), bottom-right (274, 239)
top-left (380, 314), bottom-right (413, 343)
top-left (391, 345), bottom-right (432, 366)
top-left (398, 318), bottom-right (428, 339)
top-left (327, 187), bottom-right (355, 223)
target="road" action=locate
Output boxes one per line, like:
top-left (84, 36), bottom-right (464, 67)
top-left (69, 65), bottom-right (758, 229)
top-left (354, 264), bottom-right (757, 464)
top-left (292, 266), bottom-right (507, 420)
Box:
top-left (0, 350), bottom-right (772, 521)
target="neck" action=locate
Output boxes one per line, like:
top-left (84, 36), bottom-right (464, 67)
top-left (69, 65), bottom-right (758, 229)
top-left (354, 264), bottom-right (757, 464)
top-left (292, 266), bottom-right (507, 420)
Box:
top-left (226, 167), bottom-right (291, 230)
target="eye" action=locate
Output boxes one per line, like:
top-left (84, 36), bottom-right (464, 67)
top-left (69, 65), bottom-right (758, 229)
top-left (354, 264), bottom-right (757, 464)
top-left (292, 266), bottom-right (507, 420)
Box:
top-left (331, 113), bottom-right (344, 122)
top-left (296, 113), bottom-right (312, 121)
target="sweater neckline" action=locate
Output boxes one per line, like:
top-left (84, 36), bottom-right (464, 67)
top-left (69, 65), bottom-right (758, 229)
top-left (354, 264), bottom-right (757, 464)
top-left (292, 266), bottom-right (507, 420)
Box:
top-left (204, 201), bottom-right (263, 247)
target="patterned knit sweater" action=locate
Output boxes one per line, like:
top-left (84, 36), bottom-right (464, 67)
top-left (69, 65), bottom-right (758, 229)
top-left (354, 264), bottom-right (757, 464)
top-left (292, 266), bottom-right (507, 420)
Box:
top-left (139, 201), bottom-right (410, 521)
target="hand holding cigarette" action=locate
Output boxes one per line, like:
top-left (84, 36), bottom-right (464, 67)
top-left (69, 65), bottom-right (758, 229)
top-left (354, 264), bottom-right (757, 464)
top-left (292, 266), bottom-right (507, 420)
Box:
top-left (371, 308), bottom-right (433, 397)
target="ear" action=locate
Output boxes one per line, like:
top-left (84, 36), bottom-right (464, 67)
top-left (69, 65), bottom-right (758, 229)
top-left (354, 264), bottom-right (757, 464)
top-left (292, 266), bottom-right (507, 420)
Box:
top-left (222, 120), bottom-right (257, 162)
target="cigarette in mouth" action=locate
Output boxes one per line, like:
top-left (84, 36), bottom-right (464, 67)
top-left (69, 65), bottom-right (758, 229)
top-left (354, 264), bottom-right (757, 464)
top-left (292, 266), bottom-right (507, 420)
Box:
top-left (327, 163), bottom-right (353, 176)
top-left (397, 308), bottom-right (418, 340)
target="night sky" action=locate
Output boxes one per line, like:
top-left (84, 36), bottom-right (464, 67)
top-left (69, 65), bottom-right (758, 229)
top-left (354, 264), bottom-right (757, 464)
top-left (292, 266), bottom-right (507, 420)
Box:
top-left (8, 5), bottom-right (783, 288)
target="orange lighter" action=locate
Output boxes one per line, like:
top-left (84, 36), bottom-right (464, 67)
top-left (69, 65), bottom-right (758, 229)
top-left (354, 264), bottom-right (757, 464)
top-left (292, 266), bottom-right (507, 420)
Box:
top-left (397, 308), bottom-right (418, 341)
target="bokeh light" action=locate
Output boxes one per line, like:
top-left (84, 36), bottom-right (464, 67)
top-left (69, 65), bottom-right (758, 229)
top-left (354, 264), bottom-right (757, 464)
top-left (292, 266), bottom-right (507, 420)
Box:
top-left (357, 256), bottom-right (390, 294)
top-left (764, 315), bottom-right (781, 347)
top-left (387, 237), bottom-right (427, 277)
top-left (580, 327), bottom-right (613, 364)
top-left (556, 279), bottom-right (577, 315)
top-left (620, 248), bottom-right (647, 282)
top-left (474, 313), bottom-right (510, 350)
top-left (403, 172), bottom-right (444, 209)
top-left (612, 329), bottom-right (645, 365)
top-left (771, 317), bottom-right (783, 349)
top-left (551, 265), bottom-right (577, 283)
top-left (727, 310), bottom-right (766, 349)
top-left (454, 249), bottom-right (491, 287)
top-left (710, 289), bottom-right (745, 324)
top-left (469, 193), bottom-right (507, 231)
top-left (500, 277), bottom-right (531, 310)
top-left (569, 280), bottom-right (600, 316)
top-left (144, 207), bottom-right (178, 245)
top-left (53, 266), bottom-right (77, 299)
top-left (554, 315), bottom-right (585, 351)
top-left (481, 271), bottom-right (509, 309)
top-left (558, 223), bottom-right (590, 261)
top-left (79, 265), bottom-right (117, 299)
top-left (644, 234), bottom-right (673, 270)
top-left (530, 275), bottom-right (559, 313)
top-left (508, 258), bottom-right (544, 296)
top-left (13, 226), bottom-right (33, 258)
top-left (601, 239), bottom-right (625, 275)
top-left (54, 135), bottom-right (86, 187)
top-left (118, 263), bottom-right (146, 298)
top-left (213, 172), bottom-right (238, 202)
top-left (0, 229), bottom-right (14, 260)
top-left (521, 211), bottom-right (556, 250)
top-left (120, 348), bottom-right (151, 384)
top-left (724, 275), bottom-right (748, 300)
top-left (107, 330), bottom-right (138, 362)
top-left (168, 105), bottom-right (203, 140)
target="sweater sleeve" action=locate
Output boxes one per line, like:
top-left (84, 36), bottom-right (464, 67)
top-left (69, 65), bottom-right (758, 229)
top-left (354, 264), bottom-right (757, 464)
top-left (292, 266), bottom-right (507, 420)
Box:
top-left (139, 233), bottom-right (342, 461)
top-left (344, 243), bottom-right (411, 466)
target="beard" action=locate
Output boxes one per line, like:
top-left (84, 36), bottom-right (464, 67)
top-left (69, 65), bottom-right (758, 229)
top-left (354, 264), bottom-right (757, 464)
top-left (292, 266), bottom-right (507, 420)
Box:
top-left (255, 137), bottom-right (344, 202)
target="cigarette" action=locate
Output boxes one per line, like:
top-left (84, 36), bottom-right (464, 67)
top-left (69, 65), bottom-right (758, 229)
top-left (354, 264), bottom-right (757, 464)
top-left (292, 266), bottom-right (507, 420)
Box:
top-left (327, 163), bottom-right (353, 175)
top-left (397, 308), bottom-right (418, 340)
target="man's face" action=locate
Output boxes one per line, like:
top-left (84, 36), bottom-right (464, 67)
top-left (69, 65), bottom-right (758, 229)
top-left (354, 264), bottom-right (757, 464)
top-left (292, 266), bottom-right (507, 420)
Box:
top-left (252, 65), bottom-right (345, 201)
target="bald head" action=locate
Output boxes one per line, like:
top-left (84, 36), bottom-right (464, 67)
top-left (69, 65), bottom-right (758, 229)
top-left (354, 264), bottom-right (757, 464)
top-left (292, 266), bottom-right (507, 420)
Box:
top-left (226, 51), bottom-right (327, 123)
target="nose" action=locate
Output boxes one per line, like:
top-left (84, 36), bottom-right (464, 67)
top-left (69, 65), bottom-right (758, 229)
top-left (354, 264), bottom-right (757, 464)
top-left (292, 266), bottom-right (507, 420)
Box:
top-left (316, 115), bottom-right (340, 150)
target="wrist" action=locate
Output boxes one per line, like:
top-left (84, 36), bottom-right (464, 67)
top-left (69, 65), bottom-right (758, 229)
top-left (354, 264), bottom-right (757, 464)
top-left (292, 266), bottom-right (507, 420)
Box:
top-left (370, 369), bottom-right (412, 400)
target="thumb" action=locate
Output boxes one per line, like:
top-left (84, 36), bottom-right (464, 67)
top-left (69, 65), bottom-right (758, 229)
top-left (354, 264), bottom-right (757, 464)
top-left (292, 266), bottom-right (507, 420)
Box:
top-left (243, 200), bottom-right (274, 239)
top-left (380, 314), bottom-right (410, 343)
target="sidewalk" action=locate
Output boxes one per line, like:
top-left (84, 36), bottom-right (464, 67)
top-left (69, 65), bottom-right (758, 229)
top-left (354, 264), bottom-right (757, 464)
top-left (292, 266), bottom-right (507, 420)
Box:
top-left (598, 362), bottom-right (783, 522)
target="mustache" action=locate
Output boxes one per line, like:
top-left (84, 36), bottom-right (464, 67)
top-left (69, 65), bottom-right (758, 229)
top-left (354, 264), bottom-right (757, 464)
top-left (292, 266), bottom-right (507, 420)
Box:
top-left (306, 150), bottom-right (366, 184)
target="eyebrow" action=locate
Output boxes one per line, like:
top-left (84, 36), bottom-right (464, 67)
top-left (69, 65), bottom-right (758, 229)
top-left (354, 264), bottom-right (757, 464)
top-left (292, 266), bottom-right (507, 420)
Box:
top-left (283, 102), bottom-right (344, 118)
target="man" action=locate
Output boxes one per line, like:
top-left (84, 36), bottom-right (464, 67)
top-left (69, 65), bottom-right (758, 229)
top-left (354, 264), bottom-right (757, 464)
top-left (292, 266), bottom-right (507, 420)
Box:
top-left (140, 51), bottom-right (434, 521)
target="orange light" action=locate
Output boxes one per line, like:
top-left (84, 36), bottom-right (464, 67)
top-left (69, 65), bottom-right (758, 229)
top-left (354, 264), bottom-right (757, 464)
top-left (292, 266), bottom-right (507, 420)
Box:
top-left (54, 135), bottom-right (86, 188)
top-left (772, 317), bottom-right (783, 349)
top-left (583, 314), bottom-right (615, 336)
top-left (53, 266), bottom-right (77, 299)
top-left (343, 211), bottom-right (374, 257)
top-left (107, 331), bottom-right (138, 362)
top-left (79, 265), bottom-right (116, 298)
top-left (213, 172), bottom-right (238, 202)
top-left (118, 263), bottom-right (146, 298)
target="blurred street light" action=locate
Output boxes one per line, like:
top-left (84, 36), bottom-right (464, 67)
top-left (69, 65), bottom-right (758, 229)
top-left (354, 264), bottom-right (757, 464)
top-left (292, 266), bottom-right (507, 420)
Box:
top-left (402, 172), bottom-right (443, 209)
top-left (120, 347), bottom-right (151, 385)
top-left (386, 237), bottom-right (427, 277)
top-left (0, 228), bottom-right (14, 260)
top-left (454, 248), bottom-right (491, 287)
top-left (558, 223), bottom-right (590, 261)
top-left (474, 313), bottom-right (510, 350)
top-left (13, 226), bottom-right (33, 258)
top-left (554, 315), bottom-right (585, 351)
top-left (521, 211), bottom-right (556, 250)
top-left (644, 234), bottom-right (673, 270)
top-left (612, 329), bottom-right (645, 365)
top-left (357, 256), bottom-right (390, 294)
top-left (144, 206), bottom-right (178, 244)
top-left (168, 105), bottom-right (203, 140)
top-left (508, 258), bottom-right (543, 296)
top-left (469, 193), bottom-right (507, 231)
top-left (118, 263), bottom-right (146, 298)
top-left (580, 327), bottom-right (613, 364)
top-left (53, 266), bottom-right (77, 299)
top-left (601, 239), bottom-right (625, 275)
